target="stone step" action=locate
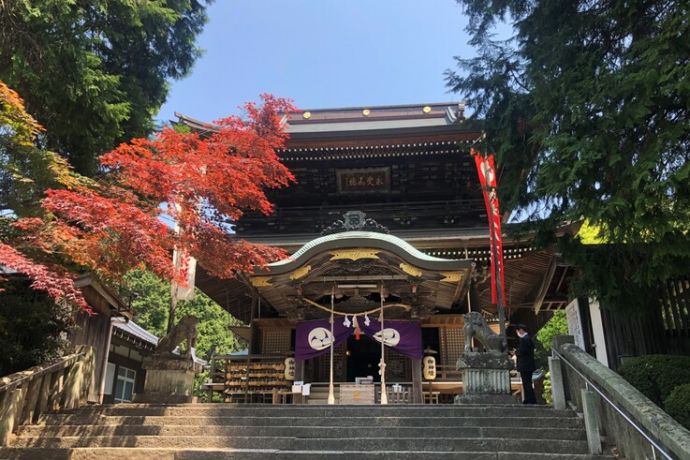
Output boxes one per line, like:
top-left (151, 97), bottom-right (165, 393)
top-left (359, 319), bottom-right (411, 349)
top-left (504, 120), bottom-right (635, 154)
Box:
top-left (41, 415), bottom-right (584, 429)
top-left (0, 447), bottom-right (616, 460)
top-left (10, 436), bottom-right (592, 453)
top-left (17, 424), bottom-right (587, 440)
top-left (64, 404), bottom-right (575, 418)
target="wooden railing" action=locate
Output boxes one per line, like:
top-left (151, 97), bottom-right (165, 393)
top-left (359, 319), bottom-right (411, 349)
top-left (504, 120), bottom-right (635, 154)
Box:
top-left (0, 345), bottom-right (95, 446)
top-left (435, 364), bottom-right (463, 381)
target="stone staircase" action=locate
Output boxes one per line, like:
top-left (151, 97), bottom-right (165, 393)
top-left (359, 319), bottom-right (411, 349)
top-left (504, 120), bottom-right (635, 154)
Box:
top-left (0, 404), bottom-right (615, 459)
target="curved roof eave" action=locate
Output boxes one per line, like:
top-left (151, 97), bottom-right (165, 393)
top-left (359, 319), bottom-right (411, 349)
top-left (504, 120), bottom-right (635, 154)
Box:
top-left (263, 231), bottom-right (473, 275)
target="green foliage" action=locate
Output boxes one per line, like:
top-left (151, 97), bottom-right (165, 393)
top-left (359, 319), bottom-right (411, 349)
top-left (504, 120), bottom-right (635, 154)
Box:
top-left (123, 270), bottom-right (242, 359)
top-left (617, 355), bottom-right (690, 406)
top-left (447, 0), bottom-right (690, 311)
top-left (542, 371), bottom-right (553, 406)
top-left (0, 278), bottom-right (72, 376)
top-left (533, 311), bottom-right (568, 404)
top-left (0, 80), bottom-right (86, 217)
top-left (533, 310), bottom-right (568, 371)
top-left (664, 383), bottom-right (690, 430)
top-left (0, 0), bottom-right (212, 176)
top-left (536, 310), bottom-right (568, 352)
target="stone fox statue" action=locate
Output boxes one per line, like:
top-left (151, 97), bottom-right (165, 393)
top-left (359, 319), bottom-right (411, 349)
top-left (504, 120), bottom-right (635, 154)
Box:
top-left (156, 315), bottom-right (199, 357)
top-left (463, 311), bottom-right (505, 353)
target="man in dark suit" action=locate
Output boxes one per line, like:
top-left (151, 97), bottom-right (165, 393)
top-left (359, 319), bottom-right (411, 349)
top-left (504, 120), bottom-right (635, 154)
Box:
top-left (514, 324), bottom-right (537, 404)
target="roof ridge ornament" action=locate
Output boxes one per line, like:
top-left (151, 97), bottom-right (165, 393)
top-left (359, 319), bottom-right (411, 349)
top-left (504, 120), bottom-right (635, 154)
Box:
top-left (321, 211), bottom-right (389, 236)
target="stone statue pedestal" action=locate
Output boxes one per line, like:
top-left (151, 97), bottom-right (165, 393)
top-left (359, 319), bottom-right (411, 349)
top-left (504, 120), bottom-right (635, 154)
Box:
top-left (455, 351), bottom-right (518, 405)
top-left (136, 354), bottom-right (203, 404)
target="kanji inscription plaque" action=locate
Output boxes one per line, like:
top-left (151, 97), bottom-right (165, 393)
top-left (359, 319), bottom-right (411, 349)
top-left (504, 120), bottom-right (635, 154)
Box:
top-left (336, 168), bottom-right (390, 193)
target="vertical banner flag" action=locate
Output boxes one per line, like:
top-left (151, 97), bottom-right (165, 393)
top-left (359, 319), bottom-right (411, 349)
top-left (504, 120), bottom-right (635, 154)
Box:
top-left (170, 200), bottom-right (196, 302)
top-left (471, 148), bottom-right (506, 305)
top-left (172, 248), bottom-right (196, 301)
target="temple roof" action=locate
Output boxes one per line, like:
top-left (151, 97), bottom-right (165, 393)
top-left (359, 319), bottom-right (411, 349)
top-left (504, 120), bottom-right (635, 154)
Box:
top-left (268, 231), bottom-right (470, 270)
top-left (174, 102), bottom-right (467, 137)
top-left (285, 102), bottom-right (465, 134)
top-left (112, 317), bottom-right (158, 347)
top-left (249, 228), bottom-right (473, 319)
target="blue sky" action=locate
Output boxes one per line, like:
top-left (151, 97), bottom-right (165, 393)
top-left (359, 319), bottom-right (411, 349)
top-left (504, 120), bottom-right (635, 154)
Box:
top-left (156, 0), bottom-right (479, 124)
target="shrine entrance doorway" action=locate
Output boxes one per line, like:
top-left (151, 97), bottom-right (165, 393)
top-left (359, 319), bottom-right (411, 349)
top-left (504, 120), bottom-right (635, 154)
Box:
top-left (346, 335), bottom-right (381, 382)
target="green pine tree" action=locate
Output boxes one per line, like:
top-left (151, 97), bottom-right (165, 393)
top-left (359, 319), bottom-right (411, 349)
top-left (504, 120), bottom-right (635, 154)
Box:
top-left (447, 0), bottom-right (690, 311)
top-left (0, 1), bottom-right (212, 176)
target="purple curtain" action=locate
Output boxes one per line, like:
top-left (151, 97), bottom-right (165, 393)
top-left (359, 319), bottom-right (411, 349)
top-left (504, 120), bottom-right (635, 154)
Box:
top-left (360, 319), bottom-right (423, 359)
top-left (295, 319), bottom-right (351, 360)
top-left (295, 318), bottom-right (423, 360)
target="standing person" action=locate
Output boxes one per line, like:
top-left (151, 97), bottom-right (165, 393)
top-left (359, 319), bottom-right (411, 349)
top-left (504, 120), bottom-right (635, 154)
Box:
top-left (514, 324), bottom-right (537, 404)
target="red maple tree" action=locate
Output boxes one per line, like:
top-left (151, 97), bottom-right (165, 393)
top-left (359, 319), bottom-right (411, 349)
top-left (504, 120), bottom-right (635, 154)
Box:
top-left (1, 86), bottom-right (294, 311)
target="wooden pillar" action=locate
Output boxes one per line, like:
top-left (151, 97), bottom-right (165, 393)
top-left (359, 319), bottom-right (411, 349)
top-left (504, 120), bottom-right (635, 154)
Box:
top-left (293, 359), bottom-right (305, 404)
top-left (96, 318), bottom-right (115, 404)
top-left (295, 359), bottom-right (305, 382)
top-left (327, 291), bottom-right (335, 405)
top-left (379, 286), bottom-right (388, 405)
top-left (411, 358), bottom-right (423, 404)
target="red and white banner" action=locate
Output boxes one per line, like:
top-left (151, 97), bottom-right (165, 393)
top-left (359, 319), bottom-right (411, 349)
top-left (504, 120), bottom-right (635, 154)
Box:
top-left (471, 148), bottom-right (506, 305)
top-left (170, 201), bottom-right (196, 302)
top-left (171, 248), bottom-right (196, 301)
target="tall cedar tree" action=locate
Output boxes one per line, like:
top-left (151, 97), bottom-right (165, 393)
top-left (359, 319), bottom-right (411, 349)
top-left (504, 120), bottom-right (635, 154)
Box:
top-left (0, 0), bottom-right (211, 176)
top-left (446, 0), bottom-right (690, 310)
top-left (1, 81), bottom-right (294, 311)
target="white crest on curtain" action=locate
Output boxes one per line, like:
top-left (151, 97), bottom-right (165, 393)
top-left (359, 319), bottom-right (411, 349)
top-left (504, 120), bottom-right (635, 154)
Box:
top-left (308, 327), bottom-right (334, 350)
top-left (373, 328), bottom-right (401, 347)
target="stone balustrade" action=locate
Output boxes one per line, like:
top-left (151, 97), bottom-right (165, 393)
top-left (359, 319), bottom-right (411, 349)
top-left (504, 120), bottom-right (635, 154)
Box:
top-left (0, 345), bottom-right (95, 446)
top-left (550, 335), bottom-right (690, 460)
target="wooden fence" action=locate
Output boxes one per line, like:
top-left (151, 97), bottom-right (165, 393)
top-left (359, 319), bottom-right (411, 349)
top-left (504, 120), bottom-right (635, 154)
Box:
top-left (0, 345), bottom-right (95, 446)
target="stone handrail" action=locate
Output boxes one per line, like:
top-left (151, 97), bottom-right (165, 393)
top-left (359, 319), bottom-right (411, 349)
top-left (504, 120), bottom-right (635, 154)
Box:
top-left (550, 336), bottom-right (690, 460)
top-left (0, 345), bottom-right (95, 446)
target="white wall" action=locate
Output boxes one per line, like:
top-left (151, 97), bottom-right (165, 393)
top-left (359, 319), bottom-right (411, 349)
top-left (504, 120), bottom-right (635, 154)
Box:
top-left (588, 298), bottom-right (609, 367)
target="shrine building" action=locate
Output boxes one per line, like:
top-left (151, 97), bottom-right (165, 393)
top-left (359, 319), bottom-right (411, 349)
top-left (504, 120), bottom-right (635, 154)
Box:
top-left (175, 103), bottom-right (573, 404)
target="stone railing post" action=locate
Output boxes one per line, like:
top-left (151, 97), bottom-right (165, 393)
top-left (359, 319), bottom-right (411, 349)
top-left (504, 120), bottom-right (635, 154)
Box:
top-left (63, 353), bottom-right (85, 409)
top-left (548, 356), bottom-right (567, 410)
top-left (552, 335), bottom-right (575, 354)
top-left (582, 389), bottom-right (602, 454)
top-left (19, 374), bottom-right (43, 425)
top-left (61, 345), bottom-right (94, 409)
top-left (549, 335), bottom-right (575, 411)
top-left (0, 387), bottom-right (25, 446)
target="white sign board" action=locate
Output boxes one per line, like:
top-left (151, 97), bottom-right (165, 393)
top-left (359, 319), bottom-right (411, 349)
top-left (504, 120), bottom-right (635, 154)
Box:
top-left (565, 299), bottom-right (586, 350)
